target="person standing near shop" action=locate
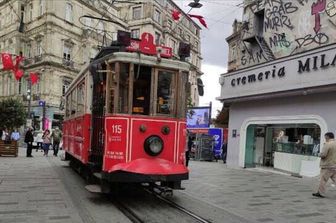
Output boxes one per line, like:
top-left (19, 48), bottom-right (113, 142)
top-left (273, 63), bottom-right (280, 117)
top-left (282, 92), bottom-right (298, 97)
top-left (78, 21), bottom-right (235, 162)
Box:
top-left (24, 127), bottom-right (34, 157)
top-left (313, 132), bottom-right (336, 198)
top-left (51, 126), bottom-right (62, 157)
top-left (11, 129), bottom-right (20, 141)
top-left (221, 141), bottom-right (227, 164)
top-left (186, 136), bottom-right (194, 167)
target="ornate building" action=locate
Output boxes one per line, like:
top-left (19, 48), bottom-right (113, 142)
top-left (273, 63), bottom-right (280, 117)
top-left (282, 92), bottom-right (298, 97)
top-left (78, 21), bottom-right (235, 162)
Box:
top-left (0, 0), bottom-right (202, 130)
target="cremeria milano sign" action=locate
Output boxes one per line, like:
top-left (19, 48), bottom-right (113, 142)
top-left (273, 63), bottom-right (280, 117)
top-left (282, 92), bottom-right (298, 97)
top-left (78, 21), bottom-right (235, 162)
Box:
top-left (218, 44), bottom-right (336, 101)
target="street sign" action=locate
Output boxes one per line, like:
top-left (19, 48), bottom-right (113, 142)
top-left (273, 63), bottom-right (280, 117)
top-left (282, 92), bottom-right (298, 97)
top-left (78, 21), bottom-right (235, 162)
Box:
top-left (39, 100), bottom-right (45, 107)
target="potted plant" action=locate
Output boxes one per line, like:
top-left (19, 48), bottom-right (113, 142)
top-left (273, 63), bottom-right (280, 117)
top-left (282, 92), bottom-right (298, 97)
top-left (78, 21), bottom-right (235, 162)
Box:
top-left (0, 98), bottom-right (27, 156)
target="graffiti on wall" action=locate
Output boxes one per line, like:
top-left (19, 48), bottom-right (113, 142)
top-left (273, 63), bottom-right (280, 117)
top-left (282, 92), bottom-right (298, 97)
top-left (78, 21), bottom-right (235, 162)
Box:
top-left (326, 0), bottom-right (336, 17)
top-left (311, 0), bottom-right (327, 33)
top-left (241, 49), bottom-right (267, 66)
top-left (263, 0), bottom-right (298, 31)
top-left (269, 33), bottom-right (291, 48)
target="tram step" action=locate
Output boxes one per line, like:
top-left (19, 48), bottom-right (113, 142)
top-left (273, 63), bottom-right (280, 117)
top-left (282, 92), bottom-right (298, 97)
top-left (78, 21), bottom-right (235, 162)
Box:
top-left (93, 172), bottom-right (102, 179)
top-left (85, 184), bottom-right (102, 193)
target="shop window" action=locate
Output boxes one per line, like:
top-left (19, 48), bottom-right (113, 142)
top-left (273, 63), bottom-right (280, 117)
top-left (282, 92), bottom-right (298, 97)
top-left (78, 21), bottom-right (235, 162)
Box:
top-left (157, 70), bottom-right (175, 115)
top-left (271, 124), bottom-right (321, 156)
top-left (118, 63), bottom-right (130, 114)
top-left (132, 65), bottom-right (151, 115)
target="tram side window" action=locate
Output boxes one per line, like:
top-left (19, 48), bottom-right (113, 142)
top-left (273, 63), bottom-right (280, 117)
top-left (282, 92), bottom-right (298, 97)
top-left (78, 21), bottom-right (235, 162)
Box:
top-left (118, 63), bottom-right (130, 114)
top-left (157, 71), bottom-right (175, 115)
top-left (77, 82), bottom-right (85, 114)
top-left (71, 89), bottom-right (77, 115)
top-left (132, 65), bottom-right (151, 115)
top-left (65, 95), bottom-right (70, 117)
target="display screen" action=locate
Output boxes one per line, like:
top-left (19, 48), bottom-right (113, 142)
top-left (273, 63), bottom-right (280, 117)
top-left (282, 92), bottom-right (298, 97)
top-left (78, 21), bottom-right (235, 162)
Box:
top-left (187, 107), bottom-right (211, 128)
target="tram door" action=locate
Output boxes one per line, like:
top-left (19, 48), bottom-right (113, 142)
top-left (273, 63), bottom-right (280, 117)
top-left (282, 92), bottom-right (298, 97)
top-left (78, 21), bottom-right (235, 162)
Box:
top-left (90, 63), bottom-right (107, 167)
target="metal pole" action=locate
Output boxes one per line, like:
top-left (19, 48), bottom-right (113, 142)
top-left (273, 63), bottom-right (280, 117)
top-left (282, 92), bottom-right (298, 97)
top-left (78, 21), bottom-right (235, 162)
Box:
top-left (27, 80), bottom-right (31, 116)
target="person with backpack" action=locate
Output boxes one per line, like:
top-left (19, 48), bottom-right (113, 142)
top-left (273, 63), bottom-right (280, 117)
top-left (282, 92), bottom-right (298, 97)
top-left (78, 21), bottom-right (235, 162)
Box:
top-left (51, 127), bottom-right (62, 157)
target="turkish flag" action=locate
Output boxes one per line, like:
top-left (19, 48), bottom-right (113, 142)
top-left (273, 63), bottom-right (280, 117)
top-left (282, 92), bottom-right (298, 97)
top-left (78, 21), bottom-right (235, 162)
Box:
top-left (188, 14), bottom-right (208, 28)
top-left (1, 53), bottom-right (14, 70)
top-left (14, 55), bottom-right (24, 70)
top-left (14, 69), bottom-right (24, 81)
top-left (30, 72), bottom-right (39, 85)
top-left (172, 9), bottom-right (181, 21)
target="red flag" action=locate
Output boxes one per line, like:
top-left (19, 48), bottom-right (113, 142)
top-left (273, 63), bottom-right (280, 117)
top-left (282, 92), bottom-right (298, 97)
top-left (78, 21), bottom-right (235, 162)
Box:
top-left (30, 72), bottom-right (39, 85)
top-left (1, 53), bottom-right (14, 70)
top-left (14, 55), bottom-right (24, 70)
top-left (188, 14), bottom-right (208, 28)
top-left (172, 9), bottom-right (181, 21)
top-left (14, 69), bottom-right (24, 81)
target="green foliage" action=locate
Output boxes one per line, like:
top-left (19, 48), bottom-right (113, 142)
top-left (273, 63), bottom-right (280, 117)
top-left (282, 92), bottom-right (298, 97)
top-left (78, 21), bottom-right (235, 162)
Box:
top-left (0, 98), bottom-right (27, 130)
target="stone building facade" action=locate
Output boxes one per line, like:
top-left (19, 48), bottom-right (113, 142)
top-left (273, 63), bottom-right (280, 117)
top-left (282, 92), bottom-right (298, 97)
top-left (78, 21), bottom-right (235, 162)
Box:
top-left (219, 0), bottom-right (336, 176)
top-left (0, 0), bottom-right (202, 130)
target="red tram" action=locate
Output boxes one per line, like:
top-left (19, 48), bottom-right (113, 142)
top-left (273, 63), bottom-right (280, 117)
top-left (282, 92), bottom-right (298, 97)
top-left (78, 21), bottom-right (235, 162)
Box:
top-left (62, 33), bottom-right (190, 192)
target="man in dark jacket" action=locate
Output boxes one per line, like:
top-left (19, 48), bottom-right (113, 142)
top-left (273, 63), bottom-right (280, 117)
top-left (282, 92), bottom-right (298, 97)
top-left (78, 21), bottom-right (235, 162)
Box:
top-left (24, 127), bottom-right (34, 157)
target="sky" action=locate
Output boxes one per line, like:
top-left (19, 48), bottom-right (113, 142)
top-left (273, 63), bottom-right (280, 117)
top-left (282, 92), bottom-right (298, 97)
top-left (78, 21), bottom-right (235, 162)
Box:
top-left (173, 0), bottom-right (243, 117)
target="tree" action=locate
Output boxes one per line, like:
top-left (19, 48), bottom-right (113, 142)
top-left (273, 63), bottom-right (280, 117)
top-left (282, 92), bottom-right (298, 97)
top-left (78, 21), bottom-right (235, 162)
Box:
top-left (0, 98), bottom-right (27, 130)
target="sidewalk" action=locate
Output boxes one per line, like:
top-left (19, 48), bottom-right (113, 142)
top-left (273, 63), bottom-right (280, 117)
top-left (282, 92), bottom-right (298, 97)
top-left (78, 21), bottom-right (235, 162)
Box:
top-left (0, 148), bottom-right (83, 223)
top-left (180, 160), bottom-right (336, 223)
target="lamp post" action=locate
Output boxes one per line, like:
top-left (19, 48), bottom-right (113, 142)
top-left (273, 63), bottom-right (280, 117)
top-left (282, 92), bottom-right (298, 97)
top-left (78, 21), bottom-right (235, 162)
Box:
top-left (26, 79), bottom-right (32, 127)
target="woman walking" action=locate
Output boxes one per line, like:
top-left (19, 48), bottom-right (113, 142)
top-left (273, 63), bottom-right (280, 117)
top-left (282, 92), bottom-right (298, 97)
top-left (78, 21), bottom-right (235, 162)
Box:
top-left (42, 129), bottom-right (51, 156)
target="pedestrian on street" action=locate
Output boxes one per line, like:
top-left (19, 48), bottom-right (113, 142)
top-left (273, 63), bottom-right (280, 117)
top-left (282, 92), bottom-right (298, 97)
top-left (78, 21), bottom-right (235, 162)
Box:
top-left (221, 141), bottom-right (227, 164)
top-left (42, 129), bottom-right (51, 156)
top-left (51, 126), bottom-right (62, 157)
top-left (186, 136), bottom-right (194, 167)
top-left (2, 129), bottom-right (9, 141)
top-left (24, 127), bottom-right (34, 157)
top-left (313, 132), bottom-right (336, 198)
top-left (11, 129), bottom-right (20, 141)
top-left (0, 128), bottom-right (3, 140)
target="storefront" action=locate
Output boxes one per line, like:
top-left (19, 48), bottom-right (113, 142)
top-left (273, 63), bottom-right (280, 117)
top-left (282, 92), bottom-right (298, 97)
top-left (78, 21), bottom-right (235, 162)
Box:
top-left (218, 44), bottom-right (336, 177)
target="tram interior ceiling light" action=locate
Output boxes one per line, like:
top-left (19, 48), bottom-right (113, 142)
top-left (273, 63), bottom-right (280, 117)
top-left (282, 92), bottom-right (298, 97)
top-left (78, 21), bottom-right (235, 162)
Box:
top-left (188, 0), bottom-right (202, 8)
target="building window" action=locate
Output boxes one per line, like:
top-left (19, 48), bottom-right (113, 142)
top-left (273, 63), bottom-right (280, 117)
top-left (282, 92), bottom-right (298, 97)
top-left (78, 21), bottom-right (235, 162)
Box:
top-left (195, 41), bottom-right (198, 51)
top-left (131, 28), bottom-right (140, 39)
top-left (167, 20), bottom-right (172, 29)
top-left (186, 34), bottom-right (190, 42)
top-left (36, 40), bottom-right (42, 56)
top-left (153, 9), bottom-right (161, 23)
top-left (132, 6), bottom-right (141, 20)
top-left (65, 3), bottom-right (73, 23)
top-left (155, 32), bottom-right (161, 45)
top-left (62, 80), bottom-right (71, 96)
top-left (178, 27), bottom-right (182, 36)
top-left (170, 39), bottom-right (176, 54)
top-left (63, 43), bottom-right (72, 61)
top-left (39, 0), bottom-right (45, 16)
top-left (26, 43), bottom-right (31, 58)
top-left (28, 3), bottom-right (33, 21)
top-left (97, 21), bottom-right (104, 34)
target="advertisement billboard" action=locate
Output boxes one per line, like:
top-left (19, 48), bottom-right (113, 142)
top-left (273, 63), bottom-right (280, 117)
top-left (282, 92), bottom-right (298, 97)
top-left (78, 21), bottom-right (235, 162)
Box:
top-left (187, 107), bottom-right (211, 128)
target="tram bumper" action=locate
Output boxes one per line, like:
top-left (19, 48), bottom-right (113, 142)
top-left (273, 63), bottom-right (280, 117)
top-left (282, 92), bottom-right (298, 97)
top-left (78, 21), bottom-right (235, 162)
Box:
top-left (103, 158), bottom-right (189, 183)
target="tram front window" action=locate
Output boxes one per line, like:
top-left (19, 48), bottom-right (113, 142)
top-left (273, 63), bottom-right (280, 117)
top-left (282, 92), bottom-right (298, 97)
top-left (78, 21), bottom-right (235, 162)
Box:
top-left (132, 65), bottom-right (151, 115)
top-left (157, 71), bottom-right (174, 115)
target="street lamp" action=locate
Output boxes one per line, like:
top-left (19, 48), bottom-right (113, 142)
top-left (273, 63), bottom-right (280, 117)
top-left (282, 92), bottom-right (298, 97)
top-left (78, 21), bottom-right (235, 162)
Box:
top-left (188, 0), bottom-right (203, 8)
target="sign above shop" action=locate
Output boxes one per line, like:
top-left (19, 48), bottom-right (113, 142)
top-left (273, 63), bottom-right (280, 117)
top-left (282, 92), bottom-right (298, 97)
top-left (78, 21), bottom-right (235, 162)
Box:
top-left (126, 33), bottom-right (173, 58)
top-left (219, 44), bottom-right (336, 101)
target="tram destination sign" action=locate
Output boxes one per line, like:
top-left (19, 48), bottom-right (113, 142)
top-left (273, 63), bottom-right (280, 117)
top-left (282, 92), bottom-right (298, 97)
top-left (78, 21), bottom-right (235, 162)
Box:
top-left (126, 32), bottom-right (173, 58)
top-left (219, 44), bottom-right (336, 101)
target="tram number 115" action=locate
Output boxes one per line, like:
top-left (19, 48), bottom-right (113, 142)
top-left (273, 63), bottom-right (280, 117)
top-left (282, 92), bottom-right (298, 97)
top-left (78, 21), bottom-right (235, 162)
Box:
top-left (111, 125), bottom-right (122, 134)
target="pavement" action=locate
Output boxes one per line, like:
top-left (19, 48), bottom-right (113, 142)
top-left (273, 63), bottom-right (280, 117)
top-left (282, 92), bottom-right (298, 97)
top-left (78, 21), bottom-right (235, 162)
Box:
top-left (1, 148), bottom-right (336, 223)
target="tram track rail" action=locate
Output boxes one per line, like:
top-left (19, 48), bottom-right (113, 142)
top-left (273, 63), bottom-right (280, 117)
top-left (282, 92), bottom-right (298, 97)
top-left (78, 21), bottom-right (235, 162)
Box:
top-left (144, 188), bottom-right (213, 223)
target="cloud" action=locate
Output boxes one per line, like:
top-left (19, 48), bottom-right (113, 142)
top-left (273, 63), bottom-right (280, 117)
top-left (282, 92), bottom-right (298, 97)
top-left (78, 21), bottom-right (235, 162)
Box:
top-left (199, 63), bottom-right (227, 118)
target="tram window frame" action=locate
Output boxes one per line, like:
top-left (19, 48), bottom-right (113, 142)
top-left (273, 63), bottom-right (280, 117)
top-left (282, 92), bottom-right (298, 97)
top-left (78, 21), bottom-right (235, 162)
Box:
top-left (65, 94), bottom-right (70, 117)
top-left (70, 88), bottom-right (77, 116)
top-left (117, 63), bottom-right (130, 114)
top-left (155, 69), bottom-right (176, 116)
top-left (77, 81), bottom-right (85, 115)
top-left (106, 63), bottom-right (116, 114)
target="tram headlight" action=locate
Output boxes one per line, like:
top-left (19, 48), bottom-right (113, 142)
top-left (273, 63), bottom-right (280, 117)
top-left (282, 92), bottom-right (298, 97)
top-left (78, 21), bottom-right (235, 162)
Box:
top-left (144, 135), bottom-right (164, 156)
